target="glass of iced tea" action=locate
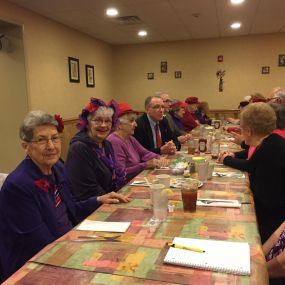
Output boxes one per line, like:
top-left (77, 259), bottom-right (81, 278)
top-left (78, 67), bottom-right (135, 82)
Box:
top-left (181, 180), bottom-right (198, 212)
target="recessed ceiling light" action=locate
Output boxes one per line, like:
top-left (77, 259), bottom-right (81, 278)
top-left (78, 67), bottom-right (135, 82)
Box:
top-left (231, 22), bottom-right (241, 29)
top-left (106, 8), bottom-right (118, 17)
top-left (138, 30), bottom-right (147, 37)
top-left (231, 0), bottom-right (245, 4)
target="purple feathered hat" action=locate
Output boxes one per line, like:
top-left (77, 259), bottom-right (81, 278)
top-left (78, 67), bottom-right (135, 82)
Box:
top-left (77, 97), bottom-right (119, 131)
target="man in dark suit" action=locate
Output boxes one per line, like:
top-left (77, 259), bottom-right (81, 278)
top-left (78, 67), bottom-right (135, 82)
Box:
top-left (134, 96), bottom-right (181, 154)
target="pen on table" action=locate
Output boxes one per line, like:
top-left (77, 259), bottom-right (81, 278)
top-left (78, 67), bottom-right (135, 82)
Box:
top-left (168, 242), bottom-right (205, 253)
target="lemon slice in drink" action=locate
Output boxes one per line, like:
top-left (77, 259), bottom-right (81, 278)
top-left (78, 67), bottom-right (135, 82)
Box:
top-left (161, 188), bottom-right (174, 196)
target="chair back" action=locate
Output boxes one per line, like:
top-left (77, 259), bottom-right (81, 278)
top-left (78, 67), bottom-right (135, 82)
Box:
top-left (0, 173), bottom-right (8, 191)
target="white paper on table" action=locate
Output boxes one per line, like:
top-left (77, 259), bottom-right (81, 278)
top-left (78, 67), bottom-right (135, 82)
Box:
top-left (197, 199), bottom-right (241, 208)
top-left (76, 219), bottom-right (131, 232)
top-left (212, 172), bottom-right (245, 178)
top-left (129, 181), bottom-right (150, 187)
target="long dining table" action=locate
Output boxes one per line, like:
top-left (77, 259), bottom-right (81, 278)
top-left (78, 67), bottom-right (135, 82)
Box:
top-left (3, 141), bottom-right (269, 285)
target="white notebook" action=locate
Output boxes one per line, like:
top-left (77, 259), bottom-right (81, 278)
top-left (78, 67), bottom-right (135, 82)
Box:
top-left (164, 237), bottom-right (250, 276)
top-left (76, 220), bottom-right (130, 233)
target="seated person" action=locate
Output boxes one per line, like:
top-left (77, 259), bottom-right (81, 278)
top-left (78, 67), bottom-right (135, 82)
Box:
top-left (159, 93), bottom-right (190, 143)
top-left (133, 95), bottom-right (181, 155)
top-left (0, 111), bottom-right (129, 281)
top-left (108, 103), bottom-right (169, 182)
top-left (195, 101), bottom-right (212, 125)
top-left (226, 101), bottom-right (249, 125)
top-left (181, 96), bottom-right (200, 131)
top-left (169, 100), bottom-right (188, 132)
top-left (263, 221), bottom-right (285, 285)
top-left (65, 98), bottom-right (129, 200)
top-left (218, 103), bottom-right (285, 243)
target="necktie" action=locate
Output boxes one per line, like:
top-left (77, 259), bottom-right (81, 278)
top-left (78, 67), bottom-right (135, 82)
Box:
top-left (155, 123), bottom-right (162, 148)
top-left (54, 184), bottom-right (61, 207)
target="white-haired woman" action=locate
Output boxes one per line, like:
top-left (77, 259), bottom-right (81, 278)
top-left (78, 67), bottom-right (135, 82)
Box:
top-left (218, 103), bottom-right (285, 244)
top-left (108, 103), bottom-right (169, 182)
top-left (65, 98), bottom-right (130, 201)
top-left (0, 110), bottom-right (126, 281)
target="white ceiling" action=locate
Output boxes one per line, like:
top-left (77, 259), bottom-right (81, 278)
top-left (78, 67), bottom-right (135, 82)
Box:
top-left (6, 0), bottom-right (285, 45)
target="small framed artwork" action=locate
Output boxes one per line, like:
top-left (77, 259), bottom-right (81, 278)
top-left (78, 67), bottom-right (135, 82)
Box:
top-left (160, 61), bottom-right (167, 73)
top-left (261, 66), bottom-right (270, 74)
top-left (217, 55), bottom-right (223, 62)
top-left (85, 64), bottom-right (95, 87)
top-left (174, 71), bottom-right (182, 79)
top-left (147, 72), bottom-right (154, 80)
top-left (68, 57), bottom-right (80, 83)
top-left (278, 55), bottom-right (285, 67)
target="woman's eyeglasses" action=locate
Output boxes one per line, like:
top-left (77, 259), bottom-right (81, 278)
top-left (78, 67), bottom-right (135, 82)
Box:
top-left (90, 118), bottom-right (112, 125)
top-left (30, 136), bottom-right (61, 145)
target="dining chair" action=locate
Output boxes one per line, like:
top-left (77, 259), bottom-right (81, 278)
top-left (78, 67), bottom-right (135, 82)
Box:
top-left (0, 173), bottom-right (8, 191)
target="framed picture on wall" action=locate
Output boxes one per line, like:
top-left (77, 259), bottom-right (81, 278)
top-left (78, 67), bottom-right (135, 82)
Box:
top-left (147, 72), bottom-right (154, 80)
top-left (261, 66), bottom-right (270, 74)
top-left (278, 55), bottom-right (285, 67)
top-left (68, 57), bottom-right (80, 83)
top-left (85, 64), bottom-right (95, 87)
top-left (174, 71), bottom-right (182, 78)
top-left (160, 61), bottom-right (167, 73)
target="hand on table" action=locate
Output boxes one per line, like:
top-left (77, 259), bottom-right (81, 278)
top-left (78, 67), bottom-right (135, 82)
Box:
top-left (178, 133), bottom-right (192, 144)
top-left (97, 192), bottom-right (131, 204)
top-left (217, 151), bottom-right (235, 164)
top-left (160, 140), bottom-right (176, 155)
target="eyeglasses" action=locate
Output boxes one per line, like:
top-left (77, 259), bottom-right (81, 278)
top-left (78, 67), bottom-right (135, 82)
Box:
top-left (30, 136), bottom-right (61, 146)
top-left (90, 118), bottom-right (112, 125)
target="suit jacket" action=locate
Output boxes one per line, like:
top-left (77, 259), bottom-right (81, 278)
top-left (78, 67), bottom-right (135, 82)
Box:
top-left (133, 113), bottom-right (181, 154)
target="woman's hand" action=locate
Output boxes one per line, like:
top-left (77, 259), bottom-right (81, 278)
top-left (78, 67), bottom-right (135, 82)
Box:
top-left (146, 158), bottom-right (170, 169)
top-left (155, 157), bottom-right (170, 168)
top-left (178, 133), bottom-right (192, 144)
top-left (97, 192), bottom-right (131, 204)
top-left (230, 131), bottom-right (244, 145)
top-left (217, 151), bottom-right (234, 164)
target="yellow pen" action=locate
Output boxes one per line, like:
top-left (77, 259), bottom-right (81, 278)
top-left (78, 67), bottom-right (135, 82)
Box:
top-left (168, 242), bottom-right (205, 253)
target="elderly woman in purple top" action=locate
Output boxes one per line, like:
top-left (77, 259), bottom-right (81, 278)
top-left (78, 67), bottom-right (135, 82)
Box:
top-left (65, 98), bottom-right (131, 201)
top-left (0, 111), bottom-right (127, 282)
top-left (169, 100), bottom-right (188, 133)
top-left (108, 103), bottom-right (169, 182)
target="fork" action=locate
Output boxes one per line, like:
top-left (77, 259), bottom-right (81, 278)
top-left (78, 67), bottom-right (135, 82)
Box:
top-left (74, 235), bottom-right (121, 242)
top-left (198, 199), bottom-right (233, 204)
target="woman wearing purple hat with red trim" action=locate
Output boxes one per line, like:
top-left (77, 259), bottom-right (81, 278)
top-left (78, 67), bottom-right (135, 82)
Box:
top-left (65, 98), bottom-right (130, 203)
top-left (108, 103), bottom-right (169, 182)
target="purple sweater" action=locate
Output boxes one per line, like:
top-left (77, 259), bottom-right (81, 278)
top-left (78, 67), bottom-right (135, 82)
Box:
top-left (107, 134), bottom-right (159, 181)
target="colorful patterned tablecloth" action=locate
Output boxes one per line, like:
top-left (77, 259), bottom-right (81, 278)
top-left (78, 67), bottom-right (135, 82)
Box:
top-left (4, 156), bottom-right (269, 285)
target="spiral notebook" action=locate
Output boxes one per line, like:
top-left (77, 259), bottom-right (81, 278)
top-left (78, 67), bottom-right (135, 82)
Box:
top-left (164, 237), bottom-right (250, 276)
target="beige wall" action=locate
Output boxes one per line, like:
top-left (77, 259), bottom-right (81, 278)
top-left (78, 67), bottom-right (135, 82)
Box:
top-left (114, 34), bottom-right (285, 109)
top-left (0, 24), bottom-right (28, 172)
top-left (0, 0), bottom-right (114, 120)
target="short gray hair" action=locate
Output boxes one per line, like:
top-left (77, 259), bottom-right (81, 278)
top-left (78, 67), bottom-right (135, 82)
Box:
top-left (20, 110), bottom-right (58, 142)
top-left (117, 113), bottom-right (137, 126)
top-left (240, 103), bottom-right (276, 136)
top-left (87, 106), bottom-right (114, 123)
top-left (269, 103), bottom-right (285, 129)
top-left (145, 95), bottom-right (161, 109)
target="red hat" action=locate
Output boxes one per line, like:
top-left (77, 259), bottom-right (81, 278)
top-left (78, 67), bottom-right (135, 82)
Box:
top-left (118, 103), bottom-right (139, 117)
top-left (171, 101), bottom-right (187, 109)
top-left (185, 97), bottom-right (199, 105)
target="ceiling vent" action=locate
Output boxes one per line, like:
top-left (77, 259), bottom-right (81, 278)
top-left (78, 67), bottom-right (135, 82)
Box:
top-left (113, 15), bottom-right (143, 25)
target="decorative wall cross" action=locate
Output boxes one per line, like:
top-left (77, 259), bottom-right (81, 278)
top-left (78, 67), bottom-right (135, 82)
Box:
top-left (216, 69), bottom-right (226, 92)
